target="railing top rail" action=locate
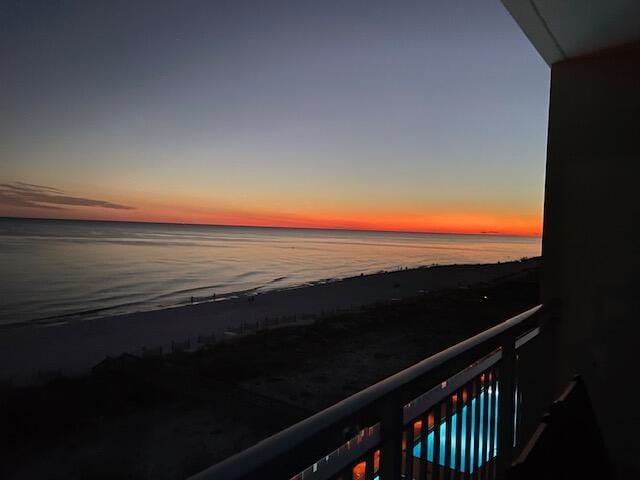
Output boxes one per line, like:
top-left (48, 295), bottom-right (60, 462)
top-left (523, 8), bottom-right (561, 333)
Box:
top-left (188, 304), bottom-right (543, 480)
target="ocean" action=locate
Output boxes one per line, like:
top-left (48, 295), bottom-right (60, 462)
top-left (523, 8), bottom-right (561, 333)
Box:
top-left (0, 218), bottom-right (540, 326)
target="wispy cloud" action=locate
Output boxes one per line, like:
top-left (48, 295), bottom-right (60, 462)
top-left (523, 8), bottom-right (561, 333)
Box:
top-left (0, 182), bottom-right (134, 210)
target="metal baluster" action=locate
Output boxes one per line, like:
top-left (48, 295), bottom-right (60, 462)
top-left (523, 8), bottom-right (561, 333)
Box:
top-left (444, 398), bottom-right (452, 479)
top-left (472, 377), bottom-right (481, 480)
top-left (380, 397), bottom-right (404, 480)
top-left (453, 389), bottom-right (463, 480)
top-left (419, 413), bottom-right (429, 480)
top-left (481, 372), bottom-right (490, 480)
top-left (404, 428), bottom-right (414, 480)
top-left (496, 333), bottom-right (517, 478)
top-left (433, 404), bottom-right (442, 480)
top-left (365, 450), bottom-right (375, 480)
top-left (513, 355), bottom-right (521, 450)
top-left (477, 375), bottom-right (485, 480)
top-left (486, 371), bottom-right (496, 480)
top-left (464, 384), bottom-right (473, 479)
top-left (511, 351), bottom-right (522, 448)
top-left (494, 375), bottom-right (500, 480)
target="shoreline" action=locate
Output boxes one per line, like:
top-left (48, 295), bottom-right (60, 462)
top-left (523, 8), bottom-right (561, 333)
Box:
top-left (5, 270), bottom-right (368, 329)
top-left (1, 259), bottom-right (534, 328)
top-left (0, 258), bottom-right (539, 385)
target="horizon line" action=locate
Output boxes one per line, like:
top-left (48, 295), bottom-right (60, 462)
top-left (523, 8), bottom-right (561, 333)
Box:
top-left (0, 215), bottom-right (542, 238)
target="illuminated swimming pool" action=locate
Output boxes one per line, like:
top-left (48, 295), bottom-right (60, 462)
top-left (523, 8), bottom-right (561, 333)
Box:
top-left (411, 385), bottom-right (499, 473)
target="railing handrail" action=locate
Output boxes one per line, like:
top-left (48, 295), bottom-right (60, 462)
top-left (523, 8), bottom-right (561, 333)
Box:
top-left (188, 304), bottom-right (543, 480)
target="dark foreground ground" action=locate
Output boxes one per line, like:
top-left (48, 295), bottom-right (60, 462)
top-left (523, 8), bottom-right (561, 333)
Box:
top-left (0, 259), bottom-right (539, 480)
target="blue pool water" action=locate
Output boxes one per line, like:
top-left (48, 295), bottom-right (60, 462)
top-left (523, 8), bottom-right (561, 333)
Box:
top-left (411, 385), bottom-right (499, 473)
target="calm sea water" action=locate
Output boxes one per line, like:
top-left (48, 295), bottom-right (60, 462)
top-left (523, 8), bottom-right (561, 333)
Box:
top-left (0, 218), bottom-right (540, 325)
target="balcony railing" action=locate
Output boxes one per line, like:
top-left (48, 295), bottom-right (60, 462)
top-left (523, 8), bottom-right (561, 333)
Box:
top-left (188, 305), bottom-right (548, 480)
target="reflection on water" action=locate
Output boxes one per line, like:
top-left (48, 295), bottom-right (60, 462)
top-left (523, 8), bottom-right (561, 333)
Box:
top-left (0, 218), bottom-right (540, 325)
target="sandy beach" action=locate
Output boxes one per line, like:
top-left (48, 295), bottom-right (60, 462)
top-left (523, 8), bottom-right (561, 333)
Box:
top-left (0, 258), bottom-right (540, 480)
top-left (0, 260), bottom-right (536, 385)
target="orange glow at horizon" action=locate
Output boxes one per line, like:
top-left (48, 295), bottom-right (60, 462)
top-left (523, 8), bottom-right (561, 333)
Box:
top-left (1, 201), bottom-right (542, 236)
top-left (0, 180), bottom-right (542, 237)
top-left (124, 201), bottom-right (542, 236)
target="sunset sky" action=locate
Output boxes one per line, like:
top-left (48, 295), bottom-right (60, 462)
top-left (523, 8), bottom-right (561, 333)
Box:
top-left (0, 0), bottom-right (549, 235)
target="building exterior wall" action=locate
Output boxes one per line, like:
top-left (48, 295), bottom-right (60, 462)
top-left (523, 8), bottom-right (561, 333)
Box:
top-left (542, 44), bottom-right (640, 478)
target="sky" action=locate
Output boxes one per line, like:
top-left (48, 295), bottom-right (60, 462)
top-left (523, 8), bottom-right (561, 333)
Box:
top-left (0, 0), bottom-right (549, 235)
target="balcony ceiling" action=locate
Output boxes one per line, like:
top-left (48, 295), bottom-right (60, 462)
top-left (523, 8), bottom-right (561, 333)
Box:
top-left (502, 0), bottom-right (640, 65)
